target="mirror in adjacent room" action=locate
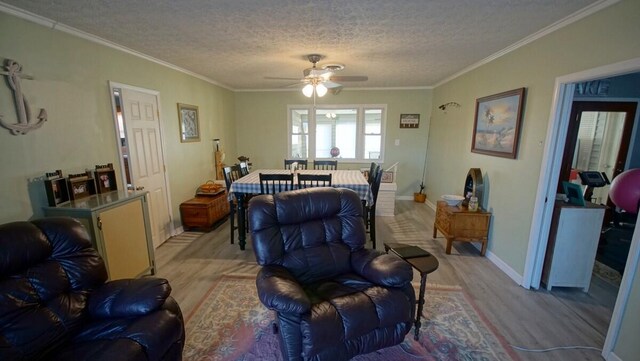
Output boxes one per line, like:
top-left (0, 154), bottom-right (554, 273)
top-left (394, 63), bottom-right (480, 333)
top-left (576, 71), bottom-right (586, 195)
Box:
top-left (557, 101), bottom-right (636, 206)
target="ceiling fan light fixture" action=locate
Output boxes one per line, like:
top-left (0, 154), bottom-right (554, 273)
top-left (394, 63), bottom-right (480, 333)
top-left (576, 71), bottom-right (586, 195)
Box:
top-left (316, 83), bottom-right (328, 97)
top-left (322, 64), bottom-right (345, 72)
top-left (302, 83), bottom-right (314, 97)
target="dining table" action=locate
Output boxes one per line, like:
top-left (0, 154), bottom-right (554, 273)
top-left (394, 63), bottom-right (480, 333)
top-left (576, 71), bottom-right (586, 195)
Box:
top-left (228, 169), bottom-right (373, 250)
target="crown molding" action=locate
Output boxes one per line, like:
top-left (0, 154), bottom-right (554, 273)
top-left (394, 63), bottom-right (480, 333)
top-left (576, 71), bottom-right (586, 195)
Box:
top-left (433, 0), bottom-right (621, 88)
top-left (236, 86), bottom-right (433, 93)
top-left (0, 1), bottom-right (233, 91)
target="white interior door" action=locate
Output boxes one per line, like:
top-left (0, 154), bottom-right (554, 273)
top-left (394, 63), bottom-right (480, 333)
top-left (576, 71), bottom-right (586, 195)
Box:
top-left (121, 88), bottom-right (172, 248)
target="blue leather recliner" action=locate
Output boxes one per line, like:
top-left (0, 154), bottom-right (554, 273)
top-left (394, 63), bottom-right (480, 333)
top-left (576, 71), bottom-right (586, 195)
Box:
top-left (0, 217), bottom-right (185, 361)
top-left (249, 187), bottom-right (415, 361)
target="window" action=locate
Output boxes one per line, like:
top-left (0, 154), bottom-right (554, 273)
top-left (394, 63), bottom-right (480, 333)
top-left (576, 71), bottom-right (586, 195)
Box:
top-left (288, 105), bottom-right (386, 162)
top-left (290, 109), bottom-right (309, 158)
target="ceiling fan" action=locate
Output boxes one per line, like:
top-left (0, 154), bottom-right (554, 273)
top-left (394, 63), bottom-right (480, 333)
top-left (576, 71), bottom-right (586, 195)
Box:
top-left (265, 54), bottom-right (368, 97)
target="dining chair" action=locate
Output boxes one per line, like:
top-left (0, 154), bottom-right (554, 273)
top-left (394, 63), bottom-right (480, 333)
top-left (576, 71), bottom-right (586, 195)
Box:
top-left (259, 173), bottom-right (294, 194)
top-left (238, 162), bottom-right (250, 176)
top-left (297, 173), bottom-right (332, 189)
top-left (313, 160), bottom-right (338, 170)
top-left (223, 165), bottom-right (245, 244)
top-left (364, 162), bottom-right (379, 232)
top-left (366, 164), bottom-right (382, 249)
top-left (368, 162), bottom-right (379, 184)
top-left (284, 159), bottom-right (308, 170)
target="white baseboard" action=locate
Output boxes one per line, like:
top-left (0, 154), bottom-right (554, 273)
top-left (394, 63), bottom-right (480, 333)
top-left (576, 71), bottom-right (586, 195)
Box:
top-left (471, 243), bottom-right (524, 285)
top-left (606, 351), bottom-right (622, 361)
top-left (487, 249), bottom-right (523, 285)
top-left (425, 199), bottom-right (436, 211)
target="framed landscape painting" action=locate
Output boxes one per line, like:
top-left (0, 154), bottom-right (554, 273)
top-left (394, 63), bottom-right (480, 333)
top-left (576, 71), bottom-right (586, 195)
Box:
top-left (471, 88), bottom-right (525, 159)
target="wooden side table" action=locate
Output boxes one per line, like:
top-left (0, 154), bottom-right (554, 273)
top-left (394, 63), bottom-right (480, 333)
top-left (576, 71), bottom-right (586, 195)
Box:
top-left (433, 200), bottom-right (491, 256)
top-left (180, 192), bottom-right (230, 231)
top-left (384, 242), bottom-right (439, 340)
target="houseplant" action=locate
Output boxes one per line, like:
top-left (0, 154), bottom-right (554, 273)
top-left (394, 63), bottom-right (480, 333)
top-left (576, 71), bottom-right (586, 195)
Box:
top-left (414, 182), bottom-right (426, 203)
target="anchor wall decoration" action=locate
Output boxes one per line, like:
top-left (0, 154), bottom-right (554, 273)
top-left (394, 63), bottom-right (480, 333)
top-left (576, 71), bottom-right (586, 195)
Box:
top-left (0, 59), bottom-right (47, 135)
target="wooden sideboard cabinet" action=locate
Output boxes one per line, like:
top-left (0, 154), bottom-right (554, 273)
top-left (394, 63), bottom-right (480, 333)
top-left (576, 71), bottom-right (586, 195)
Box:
top-left (433, 200), bottom-right (491, 256)
top-left (43, 190), bottom-right (155, 280)
top-left (542, 201), bottom-right (606, 292)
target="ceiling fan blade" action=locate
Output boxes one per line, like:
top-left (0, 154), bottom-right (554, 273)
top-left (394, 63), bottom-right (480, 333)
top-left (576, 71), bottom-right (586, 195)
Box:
top-left (323, 81), bottom-right (341, 89)
top-left (304, 67), bottom-right (331, 78)
top-left (330, 86), bottom-right (343, 95)
top-left (264, 76), bottom-right (302, 81)
top-left (329, 75), bottom-right (368, 82)
top-left (281, 82), bottom-right (304, 88)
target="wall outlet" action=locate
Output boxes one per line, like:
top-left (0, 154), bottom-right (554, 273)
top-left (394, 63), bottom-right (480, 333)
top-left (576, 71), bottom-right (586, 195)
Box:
top-left (394, 139), bottom-right (400, 146)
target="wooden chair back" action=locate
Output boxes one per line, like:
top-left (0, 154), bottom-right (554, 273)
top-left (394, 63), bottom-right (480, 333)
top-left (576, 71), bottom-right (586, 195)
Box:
top-left (368, 162), bottom-right (379, 184)
top-left (284, 159), bottom-right (308, 170)
top-left (223, 165), bottom-right (242, 189)
top-left (297, 173), bottom-right (332, 189)
top-left (313, 160), bottom-right (338, 170)
top-left (259, 173), bottom-right (295, 194)
top-left (238, 162), bottom-right (250, 176)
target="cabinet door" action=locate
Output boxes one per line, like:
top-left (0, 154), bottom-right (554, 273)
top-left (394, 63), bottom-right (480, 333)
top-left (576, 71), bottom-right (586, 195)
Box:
top-left (99, 199), bottom-right (151, 280)
top-left (550, 208), bottom-right (603, 288)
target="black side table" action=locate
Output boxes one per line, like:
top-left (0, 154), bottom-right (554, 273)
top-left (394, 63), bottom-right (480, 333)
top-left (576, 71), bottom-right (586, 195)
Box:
top-left (384, 242), bottom-right (439, 340)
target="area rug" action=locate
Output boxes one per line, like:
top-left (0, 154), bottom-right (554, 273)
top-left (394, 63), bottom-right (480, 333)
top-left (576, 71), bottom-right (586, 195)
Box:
top-left (592, 260), bottom-right (622, 287)
top-left (184, 275), bottom-right (520, 361)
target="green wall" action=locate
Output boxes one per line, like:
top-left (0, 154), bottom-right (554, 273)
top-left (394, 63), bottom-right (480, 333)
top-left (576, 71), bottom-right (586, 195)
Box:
top-left (428, 0), bottom-right (639, 358)
top-left (0, 12), bottom-right (236, 226)
top-left (234, 89), bottom-right (432, 196)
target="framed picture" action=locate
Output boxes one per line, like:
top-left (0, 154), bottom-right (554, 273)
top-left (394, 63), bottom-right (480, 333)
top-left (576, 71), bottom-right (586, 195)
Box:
top-left (562, 181), bottom-right (585, 206)
top-left (178, 103), bottom-right (200, 142)
top-left (381, 171), bottom-right (394, 183)
top-left (68, 179), bottom-right (92, 200)
top-left (399, 114), bottom-right (420, 128)
top-left (471, 88), bottom-right (525, 159)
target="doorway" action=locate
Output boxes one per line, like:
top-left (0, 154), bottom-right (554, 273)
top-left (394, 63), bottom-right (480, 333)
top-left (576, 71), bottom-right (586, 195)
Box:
top-left (558, 101), bottom-right (637, 279)
top-left (109, 82), bottom-right (175, 248)
top-left (522, 58), bottom-right (640, 360)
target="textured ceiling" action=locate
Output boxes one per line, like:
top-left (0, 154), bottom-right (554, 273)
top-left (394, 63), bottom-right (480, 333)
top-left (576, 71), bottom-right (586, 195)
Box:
top-left (3, 0), bottom-right (600, 90)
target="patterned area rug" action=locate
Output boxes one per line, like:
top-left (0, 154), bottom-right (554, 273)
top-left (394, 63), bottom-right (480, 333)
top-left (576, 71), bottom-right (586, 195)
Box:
top-left (184, 276), bottom-right (520, 361)
top-left (592, 260), bottom-right (622, 287)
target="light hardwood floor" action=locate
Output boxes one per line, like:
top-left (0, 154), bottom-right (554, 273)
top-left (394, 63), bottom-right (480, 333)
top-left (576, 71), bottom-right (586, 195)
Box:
top-left (156, 200), bottom-right (615, 361)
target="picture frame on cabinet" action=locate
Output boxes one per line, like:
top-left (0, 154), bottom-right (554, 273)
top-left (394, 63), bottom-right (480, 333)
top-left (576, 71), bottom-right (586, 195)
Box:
top-left (381, 171), bottom-right (394, 183)
top-left (562, 181), bottom-right (585, 206)
top-left (94, 163), bottom-right (117, 194)
top-left (44, 170), bottom-right (70, 206)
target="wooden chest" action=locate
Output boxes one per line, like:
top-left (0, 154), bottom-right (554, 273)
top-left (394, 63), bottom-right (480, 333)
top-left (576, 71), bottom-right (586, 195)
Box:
top-left (433, 200), bottom-right (491, 255)
top-left (180, 193), bottom-right (230, 231)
